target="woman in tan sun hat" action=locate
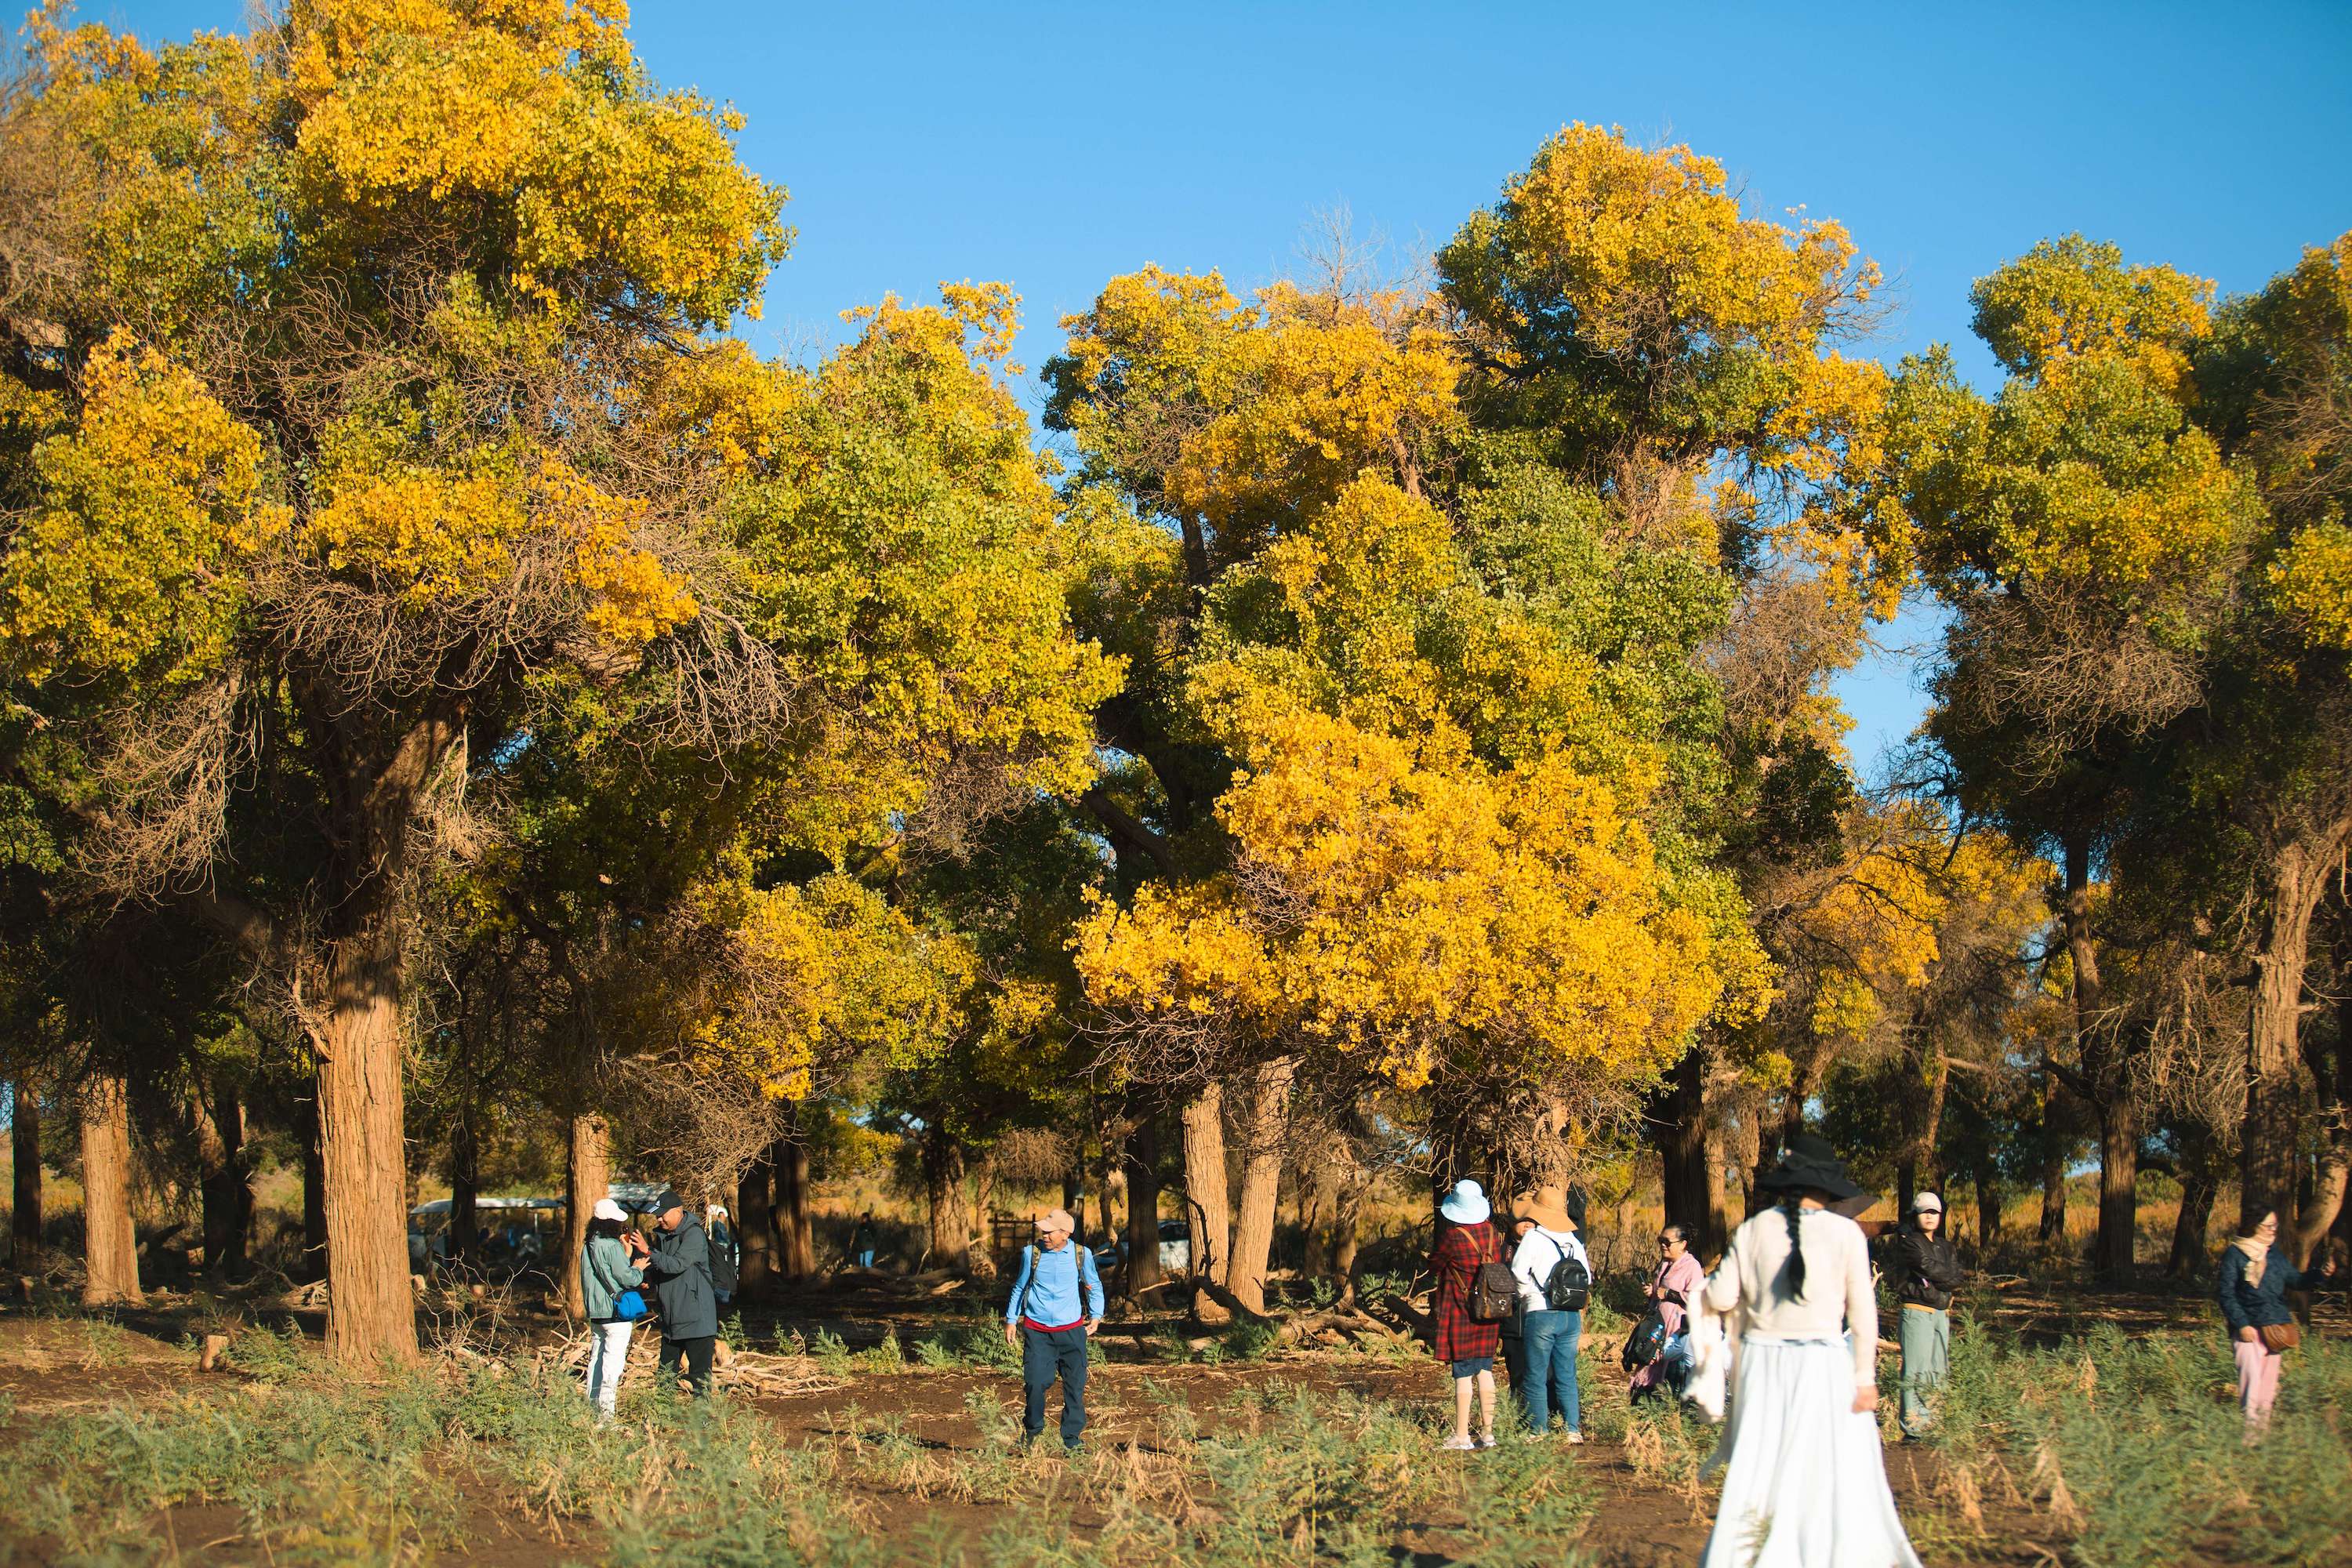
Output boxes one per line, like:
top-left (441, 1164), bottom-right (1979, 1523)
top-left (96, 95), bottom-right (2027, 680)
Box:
top-left (1508, 1184), bottom-right (1592, 1440)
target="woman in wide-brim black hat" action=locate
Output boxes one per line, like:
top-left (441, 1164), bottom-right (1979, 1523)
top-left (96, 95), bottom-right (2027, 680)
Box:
top-left (1694, 1134), bottom-right (1922, 1568)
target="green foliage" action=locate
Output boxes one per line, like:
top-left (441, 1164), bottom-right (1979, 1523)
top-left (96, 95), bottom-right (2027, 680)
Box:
top-left (220, 1319), bottom-right (310, 1385)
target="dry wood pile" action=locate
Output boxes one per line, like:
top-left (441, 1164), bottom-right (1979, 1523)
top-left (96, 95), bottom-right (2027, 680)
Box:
top-left (831, 1267), bottom-right (966, 1298)
top-left (543, 1331), bottom-right (851, 1398)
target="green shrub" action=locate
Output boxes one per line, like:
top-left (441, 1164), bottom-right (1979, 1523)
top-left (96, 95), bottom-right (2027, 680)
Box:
top-left (220, 1319), bottom-right (310, 1385)
top-left (1921, 1319), bottom-right (2352, 1568)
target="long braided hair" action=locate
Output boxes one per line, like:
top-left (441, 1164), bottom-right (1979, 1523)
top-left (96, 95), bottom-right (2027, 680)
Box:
top-left (1778, 1193), bottom-right (1808, 1303)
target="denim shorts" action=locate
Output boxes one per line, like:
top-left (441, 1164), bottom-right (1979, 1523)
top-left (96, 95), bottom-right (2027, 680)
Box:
top-left (1450, 1356), bottom-right (1494, 1378)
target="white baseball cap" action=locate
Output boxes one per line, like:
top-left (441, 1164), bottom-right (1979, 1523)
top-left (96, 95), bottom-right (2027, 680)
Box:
top-left (592, 1198), bottom-right (628, 1222)
top-left (1910, 1191), bottom-right (1944, 1214)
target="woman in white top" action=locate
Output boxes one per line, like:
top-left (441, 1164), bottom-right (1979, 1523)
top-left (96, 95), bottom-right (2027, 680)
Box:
top-left (1508, 1185), bottom-right (1590, 1440)
top-left (1699, 1135), bottom-right (1922, 1568)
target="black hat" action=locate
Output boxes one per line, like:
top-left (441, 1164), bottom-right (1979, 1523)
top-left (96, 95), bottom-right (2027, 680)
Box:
top-left (1755, 1134), bottom-right (1865, 1203)
top-left (652, 1189), bottom-right (688, 1216)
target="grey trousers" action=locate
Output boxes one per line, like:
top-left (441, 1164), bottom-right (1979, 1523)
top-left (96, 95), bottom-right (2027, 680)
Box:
top-left (1898, 1305), bottom-right (1949, 1436)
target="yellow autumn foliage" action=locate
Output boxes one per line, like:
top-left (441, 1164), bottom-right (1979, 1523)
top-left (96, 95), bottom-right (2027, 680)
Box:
top-left (1460, 122), bottom-right (1878, 366)
top-left (302, 441), bottom-right (694, 642)
top-left (1167, 282), bottom-right (1460, 550)
top-left (1076, 709), bottom-right (1761, 1091)
top-left (684, 873), bottom-right (976, 1101)
top-left (285, 0), bottom-right (788, 325)
top-left (1, 337), bottom-right (285, 685)
top-left (2269, 520), bottom-right (2352, 651)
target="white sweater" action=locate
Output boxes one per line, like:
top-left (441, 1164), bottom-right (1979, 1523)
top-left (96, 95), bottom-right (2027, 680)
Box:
top-left (1703, 1203), bottom-right (1878, 1383)
top-left (1511, 1225), bottom-right (1588, 1312)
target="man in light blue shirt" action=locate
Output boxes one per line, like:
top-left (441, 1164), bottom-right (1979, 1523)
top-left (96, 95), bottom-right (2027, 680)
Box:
top-left (1002, 1207), bottom-right (1104, 1450)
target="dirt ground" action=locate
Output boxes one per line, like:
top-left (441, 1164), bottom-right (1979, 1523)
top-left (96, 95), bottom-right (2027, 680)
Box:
top-left (5, 1272), bottom-right (2331, 1566)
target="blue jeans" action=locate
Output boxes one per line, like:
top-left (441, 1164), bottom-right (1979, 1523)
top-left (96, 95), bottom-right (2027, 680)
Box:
top-left (856, 1249), bottom-right (876, 1268)
top-left (1520, 1309), bottom-right (1581, 1433)
top-left (1020, 1326), bottom-right (1089, 1446)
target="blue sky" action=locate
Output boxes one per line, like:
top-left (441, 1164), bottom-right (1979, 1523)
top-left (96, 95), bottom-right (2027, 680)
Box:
top-left (84, 2), bottom-right (2352, 762)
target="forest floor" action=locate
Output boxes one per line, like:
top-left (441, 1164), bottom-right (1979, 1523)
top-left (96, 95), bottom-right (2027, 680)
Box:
top-left (0, 1270), bottom-right (2343, 1566)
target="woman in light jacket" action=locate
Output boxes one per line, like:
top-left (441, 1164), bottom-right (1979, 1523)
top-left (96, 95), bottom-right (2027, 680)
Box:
top-left (579, 1198), bottom-right (648, 1421)
top-left (1698, 1134), bottom-right (1921, 1568)
top-left (1508, 1185), bottom-right (1588, 1441)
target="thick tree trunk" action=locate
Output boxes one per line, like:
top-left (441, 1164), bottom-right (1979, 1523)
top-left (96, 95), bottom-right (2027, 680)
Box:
top-left (2244, 817), bottom-right (2351, 1234)
top-left (1181, 1080), bottom-right (1232, 1325)
top-left (2287, 978), bottom-right (2352, 1265)
top-left (314, 926), bottom-right (423, 1366)
top-left (448, 1116), bottom-right (479, 1268)
top-left (1655, 1046), bottom-right (1726, 1258)
top-left (2092, 1096), bottom-right (2140, 1276)
top-left (1727, 1101), bottom-right (1762, 1218)
top-left (2167, 1163), bottom-right (2218, 1279)
top-left (1898, 1044), bottom-right (1951, 1220)
top-left (1094, 1134), bottom-right (1116, 1251)
top-left (923, 1127), bottom-right (971, 1274)
top-left (1332, 1173), bottom-right (1364, 1302)
top-left (1300, 1160), bottom-right (1332, 1279)
top-left (299, 1095), bottom-right (328, 1282)
top-left (2284, 924), bottom-right (2352, 1266)
top-left (1975, 1164), bottom-right (2002, 1248)
top-left (561, 1112), bottom-right (608, 1319)
top-left (2059, 837), bottom-right (2137, 1279)
top-left (2038, 1071), bottom-right (2070, 1246)
top-left (79, 1075), bottom-right (142, 1306)
top-left (1122, 1112), bottom-right (1163, 1298)
top-left (9, 1083), bottom-right (40, 1265)
top-left (193, 1078), bottom-right (252, 1279)
top-left (735, 1152), bottom-right (776, 1297)
top-left (775, 1135), bottom-right (815, 1276)
top-left (1226, 1058), bottom-right (1293, 1316)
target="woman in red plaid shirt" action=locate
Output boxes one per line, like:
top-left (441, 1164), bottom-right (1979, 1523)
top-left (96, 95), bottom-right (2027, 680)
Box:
top-left (1431, 1178), bottom-right (1505, 1450)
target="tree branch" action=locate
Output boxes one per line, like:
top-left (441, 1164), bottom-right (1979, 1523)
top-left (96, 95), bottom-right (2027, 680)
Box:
top-left (1081, 784), bottom-right (1174, 878)
top-left (182, 888), bottom-right (278, 964)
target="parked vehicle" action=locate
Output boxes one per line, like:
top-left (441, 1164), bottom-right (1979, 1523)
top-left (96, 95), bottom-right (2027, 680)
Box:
top-left (408, 1184), bottom-right (671, 1272)
top-left (1087, 1218), bottom-right (1194, 1274)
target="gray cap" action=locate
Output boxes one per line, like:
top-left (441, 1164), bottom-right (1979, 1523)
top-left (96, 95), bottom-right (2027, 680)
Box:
top-left (1910, 1190), bottom-right (1943, 1214)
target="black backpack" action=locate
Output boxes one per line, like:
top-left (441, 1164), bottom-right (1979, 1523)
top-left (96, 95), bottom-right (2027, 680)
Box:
top-left (704, 1220), bottom-right (739, 1295)
top-left (1539, 1232), bottom-right (1591, 1312)
top-left (1621, 1308), bottom-right (1668, 1370)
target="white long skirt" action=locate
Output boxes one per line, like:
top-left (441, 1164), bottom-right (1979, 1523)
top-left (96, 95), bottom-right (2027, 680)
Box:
top-left (1697, 1336), bottom-right (1922, 1568)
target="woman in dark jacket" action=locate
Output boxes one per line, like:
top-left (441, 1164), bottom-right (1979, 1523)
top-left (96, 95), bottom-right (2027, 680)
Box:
top-left (2216, 1203), bottom-right (2333, 1435)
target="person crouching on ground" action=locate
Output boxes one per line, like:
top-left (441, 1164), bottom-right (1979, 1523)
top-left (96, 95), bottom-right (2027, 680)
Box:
top-left (1509, 1184), bottom-right (1588, 1443)
top-left (1886, 1190), bottom-right (1964, 1439)
top-left (1631, 1223), bottom-right (1704, 1405)
top-left (579, 1198), bottom-right (647, 1421)
top-left (1003, 1207), bottom-right (1104, 1453)
top-left (637, 1189), bottom-right (720, 1398)
top-left (1431, 1178), bottom-right (1506, 1451)
top-left (2218, 1200), bottom-right (2335, 1439)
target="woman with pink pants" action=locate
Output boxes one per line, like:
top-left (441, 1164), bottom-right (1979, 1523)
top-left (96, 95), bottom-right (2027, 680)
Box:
top-left (2216, 1202), bottom-right (2334, 1437)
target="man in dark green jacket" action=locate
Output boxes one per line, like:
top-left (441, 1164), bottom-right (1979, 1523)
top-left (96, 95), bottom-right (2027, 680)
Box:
top-left (640, 1189), bottom-right (720, 1397)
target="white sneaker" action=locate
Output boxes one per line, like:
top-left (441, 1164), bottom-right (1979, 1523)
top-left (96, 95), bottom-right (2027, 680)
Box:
top-left (1563, 1431), bottom-right (1585, 1444)
top-left (1475, 1431), bottom-right (1497, 1450)
top-left (1442, 1434), bottom-right (1477, 1451)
